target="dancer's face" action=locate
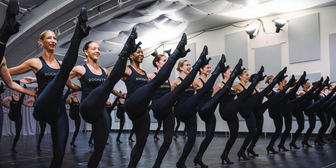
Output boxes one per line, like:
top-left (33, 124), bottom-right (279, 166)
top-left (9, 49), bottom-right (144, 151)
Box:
top-left (72, 91), bottom-right (78, 97)
top-left (156, 55), bottom-right (167, 69)
top-left (40, 31), bottom-right (57, 52)
top-left (85, 42), bottom-right (100, 61)
top-left (223, 68), bottom-right (232, 79)
top-left (239, 71), bottom-right (250, 83)
top-left (200, 64), bottom-right (211, 76)
top-left (279, 79), bottom-right (287, 87)
top-left (180, 60), bottom-right (191, 74)
top-left (130, 48), bottom-right (144, 63)
top-left (303, 81), bottom-right (311, 89)
top-left (268, 76), bottom-right (275, 84)
top-left (12, 90), bottom-right (19, 96)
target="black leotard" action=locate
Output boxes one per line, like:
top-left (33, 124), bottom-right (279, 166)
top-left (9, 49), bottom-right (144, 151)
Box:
top-left (124, 65), bottom-right (149, 100)
top-left (69, 98), bottom-right (80, 120)
top-left (36, 57), bottom-right (61, 95)
top-left (80, 64), bottom-right (107, 102)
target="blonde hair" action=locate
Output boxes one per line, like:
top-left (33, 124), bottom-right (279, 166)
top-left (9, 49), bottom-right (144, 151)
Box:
top-left (39, 30), bottom-right (54, 41)
top-left (265, 75), bottom-right (274, 84)
top-left (237, 70), bottom-right (248, 80)
top-left (176, 60), bottom-right (188, 72)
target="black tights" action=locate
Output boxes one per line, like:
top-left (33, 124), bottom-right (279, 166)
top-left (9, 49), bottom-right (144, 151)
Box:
top-left (124, 57), bottom-right (179, 168)
top-left (239, 113), bottom-right (256, 154)
top-left (49, 101), bottom-right (69, 168)
top-left (222, 116), bottom-right (239, 156)
top-left (89, 110), bottom-right (110, 168)
top-left (37, 120), bottom-right (46, 146)
top-left (71, 116), bottom-right (81, 144)
top-left (179, 115), bottom-right (197, 160)
top-left (269, 116), bottom-right (283, 146)
top-left (153, 112), bottom-right (175, 166)
top-left (174, 112), bottom-right (181, 135)
top-left (303, 113), bottom-right (316, 141)
top-left (154, 118), bottom-right (162, 138)
top-left (79, 57), bottom-right (128, 167)
top-left (292, 110), bottom-right (304, 142)
top-left (12, 115), bottom-right (22, 149)
top-left (196, 115), bottom-right (216, 156)
top-left (249, 116), bottom-right (263, 150)
top-left (116, 112), bottom-right (125, 141)
top-left (279, 114), bottom-right (292, 146)
top-left (316, 112), bottom-right (328, 140)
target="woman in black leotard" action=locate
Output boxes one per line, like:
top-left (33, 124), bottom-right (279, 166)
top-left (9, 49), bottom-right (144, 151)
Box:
top-left (192, 54), bottom-right (227, 168)
top-left (0, 0), bottom-right (37, 142)
top-left (247, 74), bottom-right (283, 156)
top-left (122, 33), bottom-right (193, 168)
top-left (9, 8), bottom-right (90, 168)
top-left (3, 87), bottom-right (26, 153)
top-left (66, 90), bottom-right (81, 148)
top-left (23, 88), bottom-right (46, 151)
top-left (70, 33), bottom-right (133, 167)
top-left (266, 73), bottom-right (306, 154)
top-left (114, 96), bottom-right (126, 143)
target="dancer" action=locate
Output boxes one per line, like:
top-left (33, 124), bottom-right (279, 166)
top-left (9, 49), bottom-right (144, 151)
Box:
top-left (305, 80), bottom-right (336, 145)
top-left (3, 85), bottom-right (26, 153)
top-left (122, 33), bottom-right (193, 168)
top-left (247, 72), bottom-right (286, 156)
top-left (266, 72), bottom-right (306, 154)
top-left (9, 8), bottom-right (91, 167)
top-left (65, 90), bottom-right (81, 148)
top-left (114, 95), bottom-right (126, 143)
top-left (301, 78), bottom-right (328, 147)
top-left (232, 67), bottom-right (268, 160)
top-left (173, 46), bottom-right (233, 168)
top-left (192, 54), bottom-right (227, 168)
top-left (0, 0), bottom-right (37, 142)
top-left (70, 30), bottom-right (135, 167)
top-left (284, 79), bottom-right (322, 149)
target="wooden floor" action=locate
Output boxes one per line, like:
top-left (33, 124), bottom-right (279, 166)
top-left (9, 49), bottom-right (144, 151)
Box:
top-left (0, 131), bottom-right (336, 168)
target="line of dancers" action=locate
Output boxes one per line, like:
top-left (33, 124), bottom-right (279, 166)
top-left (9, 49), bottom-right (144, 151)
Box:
top-left (1, 1), bottom-right (336, 168)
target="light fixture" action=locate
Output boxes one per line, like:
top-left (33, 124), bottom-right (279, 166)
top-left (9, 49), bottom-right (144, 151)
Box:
top-left (273, 18), bottom-right (288, 33)
top-left (245, 24), bottom-right (256, 39)
top-left (164, 49), bottom-right (171, 56)
top-left (151, 49), bottom-right (158, 57)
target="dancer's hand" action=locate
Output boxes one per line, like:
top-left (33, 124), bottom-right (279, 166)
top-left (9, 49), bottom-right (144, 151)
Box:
top-left (20, 76), bottom-right (37, 84)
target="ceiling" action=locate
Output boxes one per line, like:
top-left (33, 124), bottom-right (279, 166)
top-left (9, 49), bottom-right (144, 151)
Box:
top-left (1, 0), bottom-right (336, 80)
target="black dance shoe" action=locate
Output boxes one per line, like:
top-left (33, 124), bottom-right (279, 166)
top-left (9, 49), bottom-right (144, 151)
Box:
top-left (194, 154), bottom-right (208, 168)
top-left (212, 54), bottom-right (228, 76)
top-left (0, 0), bottom-right (22, 43)
top-left (192, 45), bottom-right (211, 70)
top-left (169, 33), bottom-right (190, 61)
top-left (70, 7), bottom-right (91, 45)
top-left (237, 151), bottom-right (250, 161)
top-left (247, 148), bottom-right (259, 157)
top-left (266, 145), bottom-right (278, 154)
top-left (118, 27), bottom-right (142, 60)
top-left (302, 139), bottom-right (312, 147)
top-left (221, 153), bottom-right (234, 165)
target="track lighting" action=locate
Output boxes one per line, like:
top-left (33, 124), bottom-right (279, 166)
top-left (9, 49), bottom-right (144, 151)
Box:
top-left (151, 49), bottom-right (158, 57)
top-left (245, 24), bottom-right (256, 39)
top-left (273, 18), bottom-right (288, 33)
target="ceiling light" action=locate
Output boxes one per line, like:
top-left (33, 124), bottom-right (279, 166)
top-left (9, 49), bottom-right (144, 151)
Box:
top-left (164, 49), bottom-right (171, 56)
top-left (151, 49), bottom-right (158, 57)
top-left (273, 18), bottom-right (288, 33)
top-left (245, 24), bottom-right (256, 39)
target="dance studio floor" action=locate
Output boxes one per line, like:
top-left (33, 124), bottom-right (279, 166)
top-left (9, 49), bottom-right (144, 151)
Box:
top-left (0, 131), bottom-right (336, 168)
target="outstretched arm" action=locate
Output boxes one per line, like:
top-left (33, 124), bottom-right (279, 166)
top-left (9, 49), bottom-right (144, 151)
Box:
top-left (1, 59), bottom-right (37, 97)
